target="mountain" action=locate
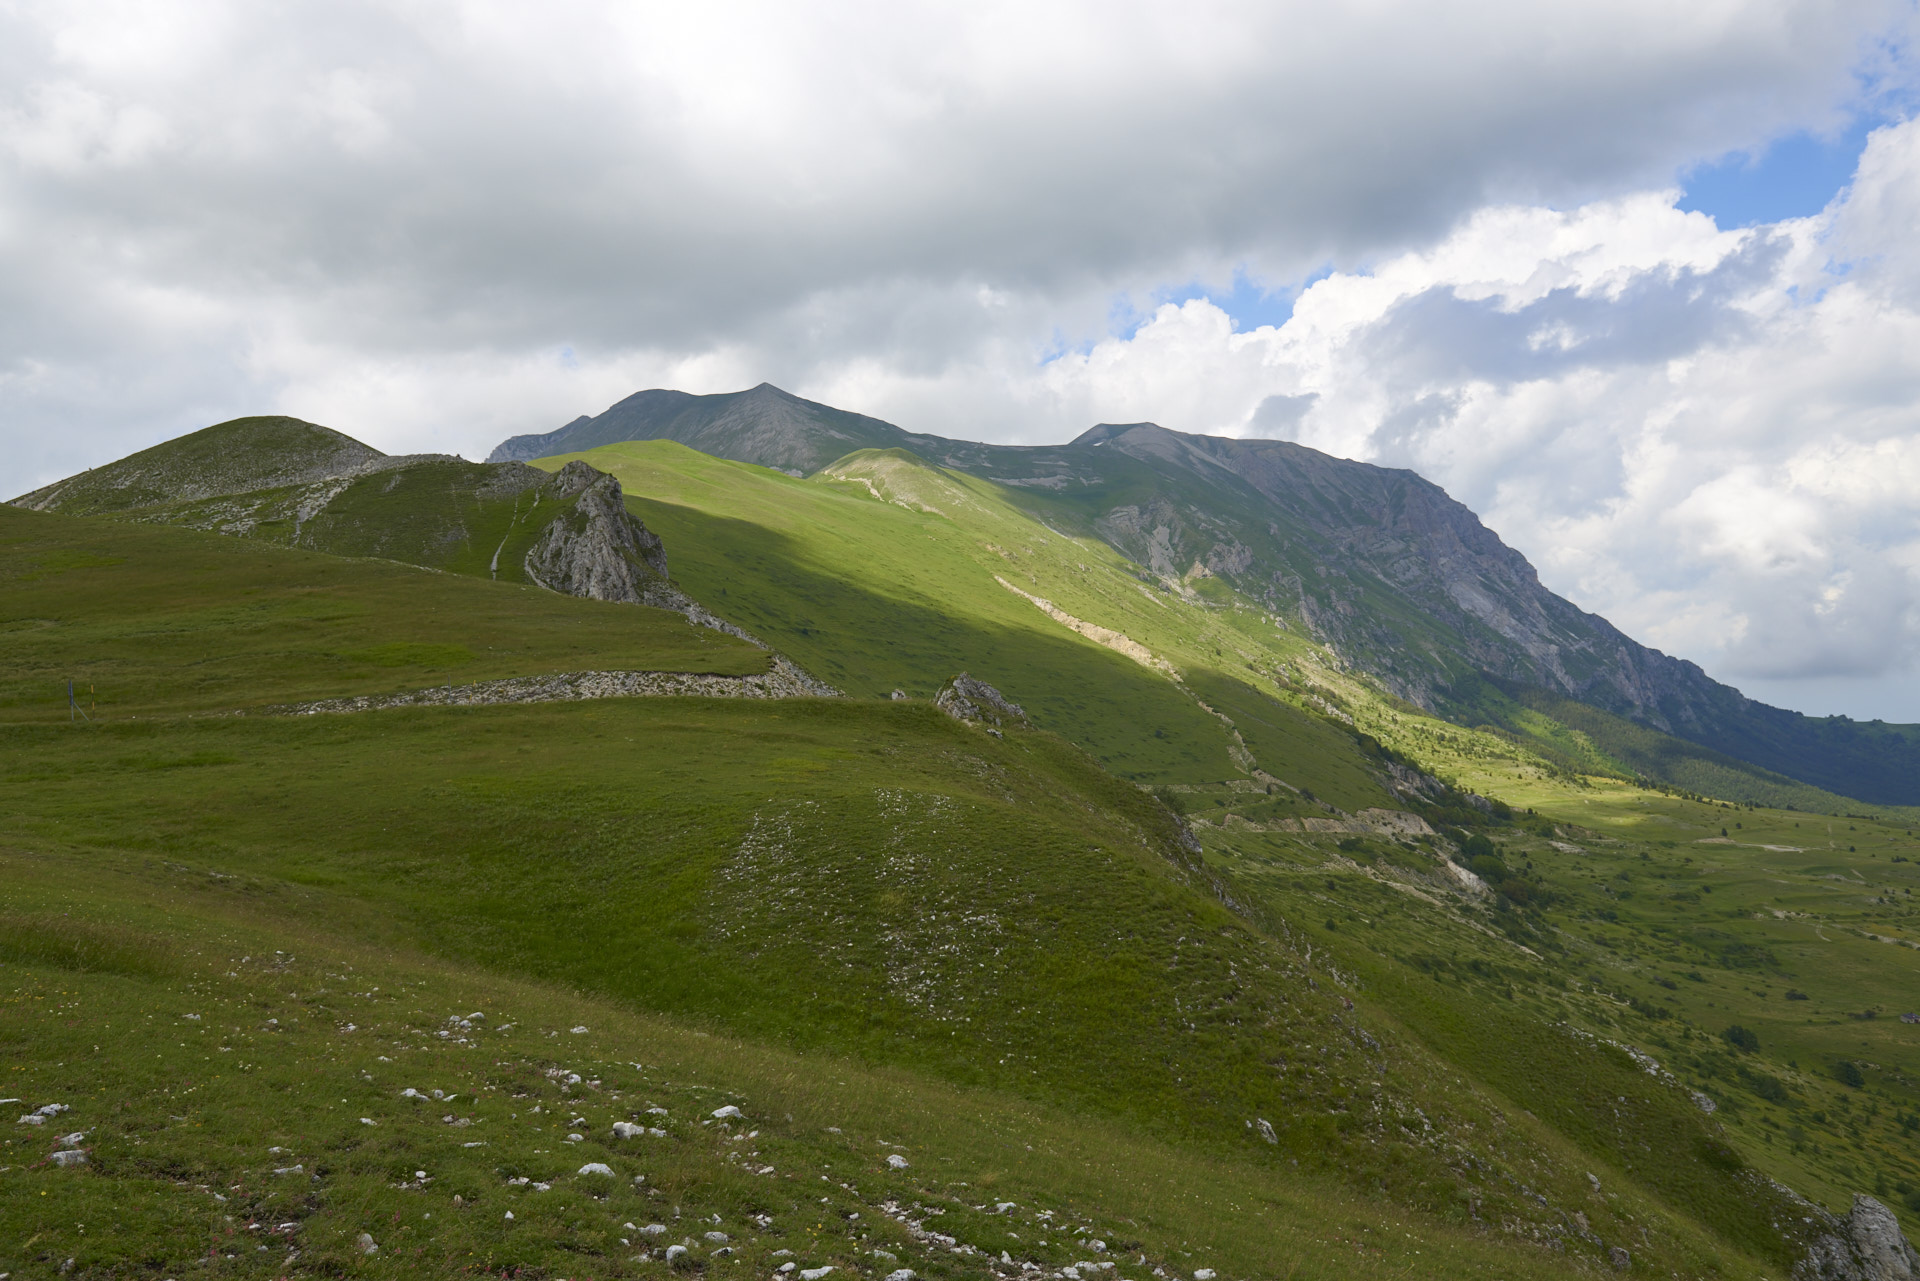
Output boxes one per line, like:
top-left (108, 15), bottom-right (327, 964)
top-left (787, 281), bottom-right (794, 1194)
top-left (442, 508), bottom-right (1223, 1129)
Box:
top-left (9, 412), bottom-right (1920, 1277)
top-left (502, 386), bottom-right (1920, 805)
top-left (489, 382), bottom-right (919, 475)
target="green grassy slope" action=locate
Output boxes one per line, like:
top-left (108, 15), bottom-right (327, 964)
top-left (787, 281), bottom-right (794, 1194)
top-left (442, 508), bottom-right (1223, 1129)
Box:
top-left (1, 508), bottom-right (1813, 1278)
top-left (3, 837), bottom-right (1615, 1281)
top-left (541, 442), bottom-right (1239, 783)
top-left (13, 456), bottom-right (1920, 1274)
top-left (131, 458), bottom-right (581, 589)
top-left (1, 700), bottom-right (1786, 1279)
top-left (0, 505), bottom-right (764, 721)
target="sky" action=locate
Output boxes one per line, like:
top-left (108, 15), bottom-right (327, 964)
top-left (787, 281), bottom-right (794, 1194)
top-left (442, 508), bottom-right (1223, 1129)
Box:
top-left (6, 1), bottom-right (1920, 721)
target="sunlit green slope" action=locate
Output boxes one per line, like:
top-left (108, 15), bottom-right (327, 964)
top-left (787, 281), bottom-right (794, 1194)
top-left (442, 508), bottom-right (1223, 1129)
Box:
top-left (2, 508), bottom-right (1812, 1278)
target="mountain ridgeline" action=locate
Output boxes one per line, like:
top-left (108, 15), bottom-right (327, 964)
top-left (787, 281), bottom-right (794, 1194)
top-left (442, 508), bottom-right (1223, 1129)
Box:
top-left (497, 384), bottom-right (1920, 806)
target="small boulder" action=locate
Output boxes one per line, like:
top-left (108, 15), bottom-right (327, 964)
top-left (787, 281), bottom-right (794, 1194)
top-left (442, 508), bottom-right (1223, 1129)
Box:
top-left (665, 1244), bottom-right (691, 1267)
top-left (48, 1149), bottom-right (87, 1168)
top-left (885, 1153), bottom-right (910, 1170)
top-left (356, 1232), bottom-right (379, 1255)
top-left (711, 1105), bottom-right (743, 1120)
top-left (612, 1121), bottom-right (643, 1138)
top-left (578, 1162), bottom-right (615, 1177)
top-left (800, 1269), bottom-right (835, 1281)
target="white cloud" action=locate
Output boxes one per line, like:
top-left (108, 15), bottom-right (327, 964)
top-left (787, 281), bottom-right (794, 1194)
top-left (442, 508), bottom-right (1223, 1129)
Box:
top-left (1018, 120), bottom-right (1920, 718)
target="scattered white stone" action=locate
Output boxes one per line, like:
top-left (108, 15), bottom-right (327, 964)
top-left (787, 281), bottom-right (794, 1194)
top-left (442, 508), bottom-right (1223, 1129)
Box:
top-left (886, 1153), bottom-right (910, 1169)
top-left (184, 1013), bottom-right (201, 1021)
top-left (18, 1114), bottom-right (47, 1126)
top-left (570, 1026), bottom-right (589, 1034)
top-left (994, 1202), bottom-right (1016, 1214)
top-left (532, 1182), bottom-right (551, 1192)
top-left (800, 1268), bottom-right (835, 1280)
top-left (462, 1141), bottom-right (487, 1148)
top-left (400, 1088), bottom-right (425, 1100)
top-left (1194, 1271), bottom-right (1215, 1280)
top-left (566, 1132), bottom-right (585, 1142)
top-left (645, 1106), bottom-right (668, 1116)
top-left (578, 1162), bottom-right (615, 1177)
top-left (624, 1222), bottom-right (638, 1231)
top-left (273, 1165), bottom-right (303, 1176)
top-left (466, 1012), bottom-right (484, 1020)
top-left (642, 1223), bottom-right (668, 1236)
top-left (359, 1118), bottom-right (377, 1126)
top-left (48, 1150), bottom-right (87, 1168)
top-left (665, 1244), bottom-right (690, 1264)
top-left (778, 1266), bottom-right (796, 1275)
top-left (36, 1104), bottom-right (66, 1116)
top-left (704, 1231), bottom-right (729, 1244)
top-left (504, 1211), bottom-right (514, 1221)
top-left (356, 1233), bottom-right (379, 1255)
top-left (612, 1121), bottom-right (644, 1138)
top-left (54, 1131), bottom-right (87, 1148)
top-left (885, 1271), bottom-right (916, 1281)
top-left (711, 1105), bottom-right (743, 1120)
top-left (1254, 1118), bottom-right (1277, 1144)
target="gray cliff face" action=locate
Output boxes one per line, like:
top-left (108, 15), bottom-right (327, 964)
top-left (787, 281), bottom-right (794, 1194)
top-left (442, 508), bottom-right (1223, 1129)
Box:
top-left (522, 460), bottom-right (670, 603)
top-left (1078, 423), bottom-right (1739, 733)
top-left (1795, 1195), bottom-right (1919, 1281)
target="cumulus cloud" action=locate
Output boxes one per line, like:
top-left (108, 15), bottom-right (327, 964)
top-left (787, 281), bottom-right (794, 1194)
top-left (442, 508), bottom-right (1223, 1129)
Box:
top-left (5, 0), bottom-right (1920, 715)
top-left (1028, 125), bottom-right (1920, 719)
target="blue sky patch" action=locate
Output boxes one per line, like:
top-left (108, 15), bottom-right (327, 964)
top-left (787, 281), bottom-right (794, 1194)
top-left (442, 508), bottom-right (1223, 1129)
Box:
top-left (1678, 114), bottom-right (1886, 228)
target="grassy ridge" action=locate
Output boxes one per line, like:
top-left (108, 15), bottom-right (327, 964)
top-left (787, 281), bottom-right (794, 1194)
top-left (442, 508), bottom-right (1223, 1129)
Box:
top-left (0, 506), bottom-right (764, 720)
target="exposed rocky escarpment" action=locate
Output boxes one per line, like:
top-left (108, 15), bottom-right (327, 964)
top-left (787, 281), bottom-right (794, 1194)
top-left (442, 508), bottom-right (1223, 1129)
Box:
top-left (934, 673), bottom-right (1029, 731)
top-left (522, 460), bottom-right (670, 603)
top-left (1796, 1194), bottom-right (1920, 1281)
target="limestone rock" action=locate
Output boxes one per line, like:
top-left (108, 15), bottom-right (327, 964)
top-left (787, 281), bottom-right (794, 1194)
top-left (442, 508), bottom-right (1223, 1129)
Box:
top-left (523, 462), bottom-right (670, 603)
top-left (935, 674), bottom-right (1028, 730)
top-left (1796, 1195), bottom-right (1920, 1280)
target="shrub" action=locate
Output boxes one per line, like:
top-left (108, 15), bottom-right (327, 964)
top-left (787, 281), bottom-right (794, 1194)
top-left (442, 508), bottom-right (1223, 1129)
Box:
top-left (1722, 1024), bottom-right (1759, 1053)
top-left (1834, 1060), bottom-right (1866, 1088)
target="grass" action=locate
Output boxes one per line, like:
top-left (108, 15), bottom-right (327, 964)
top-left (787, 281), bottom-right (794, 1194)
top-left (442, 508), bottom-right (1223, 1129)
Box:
top-left (8, 458), bottom-right (1919, 1276)
top-left (0, 505), bottom-right (765, 720)
top-left (2, 840), bottom-right (1632, 1281)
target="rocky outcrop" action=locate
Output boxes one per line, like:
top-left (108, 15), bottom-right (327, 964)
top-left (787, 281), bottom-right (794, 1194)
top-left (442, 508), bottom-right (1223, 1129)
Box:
top-left (257, 659), bottom-right (837, 716)
top-left (522, 460), bottom-right (670, 603)
top-left (935, 674), bottom-right (1029, 731)
top-left (1796, 1196), bottom-right (1919, 1281)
